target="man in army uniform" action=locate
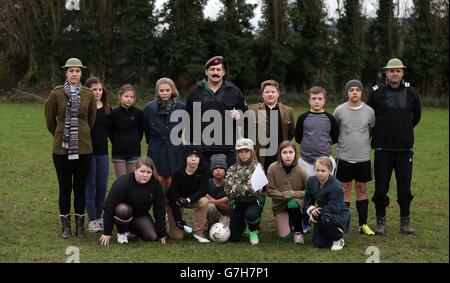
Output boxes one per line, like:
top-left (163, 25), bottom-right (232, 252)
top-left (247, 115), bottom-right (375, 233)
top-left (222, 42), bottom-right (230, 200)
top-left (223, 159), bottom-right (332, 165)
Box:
top-left (366, 58), bottom-right (421, 235)
top-left (185, 56), bottom-right (248, 169)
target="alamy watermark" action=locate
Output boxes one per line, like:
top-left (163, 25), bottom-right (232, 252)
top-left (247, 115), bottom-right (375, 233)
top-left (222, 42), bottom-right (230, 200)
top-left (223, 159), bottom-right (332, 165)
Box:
top-left (65, 246), bottom-right (80, 263)
top-left (365, 246), bottom-right (380, 263)
top-left (169, 102), bottom-right (279, 156)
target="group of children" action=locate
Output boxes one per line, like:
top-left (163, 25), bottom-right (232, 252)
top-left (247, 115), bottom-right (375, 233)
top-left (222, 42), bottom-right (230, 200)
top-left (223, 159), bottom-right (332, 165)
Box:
top-left (80, 74), bottom-right (376, 252)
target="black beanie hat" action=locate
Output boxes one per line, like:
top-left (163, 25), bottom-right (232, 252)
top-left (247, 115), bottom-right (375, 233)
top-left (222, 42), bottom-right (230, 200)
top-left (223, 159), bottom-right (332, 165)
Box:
top-left (184, 145), bottom-right (202, 160)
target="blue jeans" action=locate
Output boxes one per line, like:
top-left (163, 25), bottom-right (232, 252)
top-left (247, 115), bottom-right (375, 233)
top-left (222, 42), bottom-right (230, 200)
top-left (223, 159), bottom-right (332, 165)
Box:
top-left (85, 154), bottom-right (109, 221)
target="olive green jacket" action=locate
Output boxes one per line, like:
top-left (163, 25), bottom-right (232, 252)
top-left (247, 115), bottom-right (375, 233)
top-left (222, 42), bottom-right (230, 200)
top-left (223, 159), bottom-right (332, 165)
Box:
top-left (266, 162), bottom-right (309, 214)
top-left (44, 85), bottom-right (96, 155)
top-left (248, 102), bottom-right (295, 165)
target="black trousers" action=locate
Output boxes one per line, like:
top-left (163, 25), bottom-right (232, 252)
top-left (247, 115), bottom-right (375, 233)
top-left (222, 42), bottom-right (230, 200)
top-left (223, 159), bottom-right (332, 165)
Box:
top-left (288, 208), bottom-right (303, 233)
top-left (371, 150), bottom-right (414, 217)
top-left (229, 201), bottom-right (262, 242)
top-left (53, 154), bottom-right (92, 215)
top-left (312, 214), bottom-right (344, 248)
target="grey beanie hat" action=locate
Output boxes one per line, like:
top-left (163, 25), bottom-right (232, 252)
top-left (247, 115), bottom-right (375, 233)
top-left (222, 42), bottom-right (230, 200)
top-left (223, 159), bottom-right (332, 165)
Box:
top-left (210, 154), bottom-right (228, 172)
top-left (344, 79), bottom-right (363, 94)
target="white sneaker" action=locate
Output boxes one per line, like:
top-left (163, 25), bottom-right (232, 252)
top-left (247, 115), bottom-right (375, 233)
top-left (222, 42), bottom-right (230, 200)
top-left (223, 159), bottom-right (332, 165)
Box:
top-left (117, 232), bottom-right (128, 244)
top-left (193, 234), bottom-right (210, 243)
top-left (294, 232), bottom-right (304, 244)
top-left (97, 218), bottom-right (104, 230)
top-left (331, 238), bottom-right (345, 251)
top-left (249, 231), bottom-right (259, 245)
top-left (88, 220), bottom-right (102, 233)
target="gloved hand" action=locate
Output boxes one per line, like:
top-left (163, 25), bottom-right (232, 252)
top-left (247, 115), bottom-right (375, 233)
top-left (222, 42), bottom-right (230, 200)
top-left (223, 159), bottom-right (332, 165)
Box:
top-left (176, 220), bottom-right (187, 230)
top-left (230, 108), bottom-right (240, 120)
top-left (176, 197), bottom-right (189, 207)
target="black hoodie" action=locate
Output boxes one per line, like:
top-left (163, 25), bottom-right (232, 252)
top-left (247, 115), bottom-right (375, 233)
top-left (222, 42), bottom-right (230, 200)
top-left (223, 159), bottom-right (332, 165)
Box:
top-left (168, 155), bottom-right (209, 223)
top-left (102, 172), bottom-right (167, 238)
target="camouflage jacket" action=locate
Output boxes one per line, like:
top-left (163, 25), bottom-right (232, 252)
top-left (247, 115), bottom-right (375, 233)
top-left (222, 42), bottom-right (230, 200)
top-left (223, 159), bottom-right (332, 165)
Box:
top-left (224, 161), bottom-right (260, 203)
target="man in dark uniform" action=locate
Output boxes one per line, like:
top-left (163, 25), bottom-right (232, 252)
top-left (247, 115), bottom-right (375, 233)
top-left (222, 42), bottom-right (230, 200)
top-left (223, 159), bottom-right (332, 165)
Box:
top-left (186, 56), bottom-right (248, 169)
top-left (366, 58), bottom-right (421, 235)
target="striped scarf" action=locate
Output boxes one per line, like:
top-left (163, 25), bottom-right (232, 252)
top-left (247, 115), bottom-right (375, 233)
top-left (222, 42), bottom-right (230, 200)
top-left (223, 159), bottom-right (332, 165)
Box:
top-left (62, 81), bottom-right (81, 160)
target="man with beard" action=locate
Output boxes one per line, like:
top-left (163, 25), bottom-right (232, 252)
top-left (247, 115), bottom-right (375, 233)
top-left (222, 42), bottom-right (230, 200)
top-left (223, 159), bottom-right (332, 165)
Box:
top-left (186, 56), bottom-right (248, 169)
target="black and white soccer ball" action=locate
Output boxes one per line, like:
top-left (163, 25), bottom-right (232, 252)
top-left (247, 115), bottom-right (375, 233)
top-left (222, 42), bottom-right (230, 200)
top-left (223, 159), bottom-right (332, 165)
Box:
top-left (209, 222), bottom-right (230, 243)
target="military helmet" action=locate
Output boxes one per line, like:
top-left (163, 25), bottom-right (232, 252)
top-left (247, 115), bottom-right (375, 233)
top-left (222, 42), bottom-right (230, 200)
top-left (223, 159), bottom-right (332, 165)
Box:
top-left (383, 58), bottom-right (406, 69)
top-left (61, 58), bottom-right (87, 69)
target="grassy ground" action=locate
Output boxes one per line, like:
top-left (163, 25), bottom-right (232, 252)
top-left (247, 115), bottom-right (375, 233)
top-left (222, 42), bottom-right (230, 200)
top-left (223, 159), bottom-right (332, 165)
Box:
top-left (0, 103), bottom-right (448, 263)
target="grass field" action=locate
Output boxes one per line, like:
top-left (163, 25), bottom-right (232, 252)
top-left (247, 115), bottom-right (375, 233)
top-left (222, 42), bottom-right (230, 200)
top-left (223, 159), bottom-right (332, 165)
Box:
top-left (0, 103), bottom-right (448, 263)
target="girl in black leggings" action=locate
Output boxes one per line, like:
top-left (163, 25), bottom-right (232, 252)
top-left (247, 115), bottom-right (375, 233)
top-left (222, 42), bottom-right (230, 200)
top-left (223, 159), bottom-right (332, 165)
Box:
top-left (100, 156), bottom-right (167, 246)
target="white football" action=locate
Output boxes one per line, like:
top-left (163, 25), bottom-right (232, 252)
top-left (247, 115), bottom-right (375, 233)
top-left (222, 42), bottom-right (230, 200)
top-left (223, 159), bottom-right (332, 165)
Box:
top-left (209, 222), bottom-right (231, 243)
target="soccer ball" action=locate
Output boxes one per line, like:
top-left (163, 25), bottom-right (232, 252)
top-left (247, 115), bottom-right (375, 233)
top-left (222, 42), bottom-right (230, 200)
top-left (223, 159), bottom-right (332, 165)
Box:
top-left (209, 222), bottom-right (230, 243)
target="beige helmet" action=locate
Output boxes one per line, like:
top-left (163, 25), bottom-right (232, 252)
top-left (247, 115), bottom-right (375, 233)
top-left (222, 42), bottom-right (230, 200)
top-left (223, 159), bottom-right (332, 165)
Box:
top-left (235, 138), bottom-right (254, 151)
top-left (61, 58), bottom-right (87, 69)
top-left (383, 58), bottom-right (406, 69)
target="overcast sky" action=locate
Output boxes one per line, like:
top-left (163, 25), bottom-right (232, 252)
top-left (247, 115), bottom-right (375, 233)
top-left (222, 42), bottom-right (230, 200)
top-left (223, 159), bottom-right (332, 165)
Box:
top-left (155, 0), bottom-right (414, 29)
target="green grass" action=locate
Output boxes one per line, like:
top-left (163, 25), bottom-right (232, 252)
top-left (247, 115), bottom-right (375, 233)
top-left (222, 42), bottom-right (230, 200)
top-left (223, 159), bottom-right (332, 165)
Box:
top-left (0, 104), bottom-right (448, 263)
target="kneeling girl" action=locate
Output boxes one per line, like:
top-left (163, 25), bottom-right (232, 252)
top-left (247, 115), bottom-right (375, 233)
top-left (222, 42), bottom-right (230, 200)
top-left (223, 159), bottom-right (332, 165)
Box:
top-left (100, 156), bottom-right (167, 246)
top-left (266, 141), bottom-right (309, 244)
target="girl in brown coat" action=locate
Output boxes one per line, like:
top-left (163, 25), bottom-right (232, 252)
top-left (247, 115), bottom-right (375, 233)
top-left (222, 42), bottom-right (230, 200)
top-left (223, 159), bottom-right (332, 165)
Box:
top-left (266, 141), bottom-right (309, 244)
top-left (44, 58), bottom-right (96, 239)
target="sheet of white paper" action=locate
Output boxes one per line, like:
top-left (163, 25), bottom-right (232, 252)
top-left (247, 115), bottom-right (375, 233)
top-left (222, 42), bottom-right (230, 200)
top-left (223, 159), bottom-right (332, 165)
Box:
top-left (251, 163), bottom-right (268, 192)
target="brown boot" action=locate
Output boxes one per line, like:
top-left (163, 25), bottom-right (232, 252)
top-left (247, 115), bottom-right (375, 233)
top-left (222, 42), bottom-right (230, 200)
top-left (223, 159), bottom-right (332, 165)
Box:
top-left (75, 214), bottom-right (85, 238)
top-left (60, 214), bottom-right (72, 239)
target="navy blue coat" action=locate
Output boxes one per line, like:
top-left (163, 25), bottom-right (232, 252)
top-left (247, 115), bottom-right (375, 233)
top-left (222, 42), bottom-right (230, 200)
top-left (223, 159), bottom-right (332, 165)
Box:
top-left (143, 99), bottom-right (185, 176)
top-left (304, 175), bottom-right (350, 231)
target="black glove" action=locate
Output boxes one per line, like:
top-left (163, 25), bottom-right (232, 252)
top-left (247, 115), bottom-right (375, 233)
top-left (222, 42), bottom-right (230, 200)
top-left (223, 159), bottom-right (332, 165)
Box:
top-left (176, 197), bottom-right (189, 207)
top-left (176, 220), bottom-right (187, 230)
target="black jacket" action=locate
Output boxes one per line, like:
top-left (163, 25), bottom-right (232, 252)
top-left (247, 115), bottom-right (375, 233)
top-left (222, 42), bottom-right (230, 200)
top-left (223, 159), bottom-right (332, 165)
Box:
top-left (168, 163), bottom-right (209, 222)
top-left (366, 80), bottom-right (421, 150)
top-left (186, 79), bottom-right (248, 151)
top-left (110, 105), bottom-right (144, 156)
top-left (102, 173), bottom-right (167, 238)
top-left (91, 106), bottom-right (112, 155)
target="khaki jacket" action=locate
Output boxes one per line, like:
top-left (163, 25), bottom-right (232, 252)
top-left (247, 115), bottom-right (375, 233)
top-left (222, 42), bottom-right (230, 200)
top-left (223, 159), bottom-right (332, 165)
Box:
top-left (44, 85), bottom-right (96, 155)
top-left (266, 162), bottom-right (309, 214)
top-left (248, 102), bottom-right (295, 165)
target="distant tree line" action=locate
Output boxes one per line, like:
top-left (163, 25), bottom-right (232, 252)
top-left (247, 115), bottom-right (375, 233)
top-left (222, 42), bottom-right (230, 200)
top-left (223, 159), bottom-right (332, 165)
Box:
top-left (0, 0), bottom-right (448, 101)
